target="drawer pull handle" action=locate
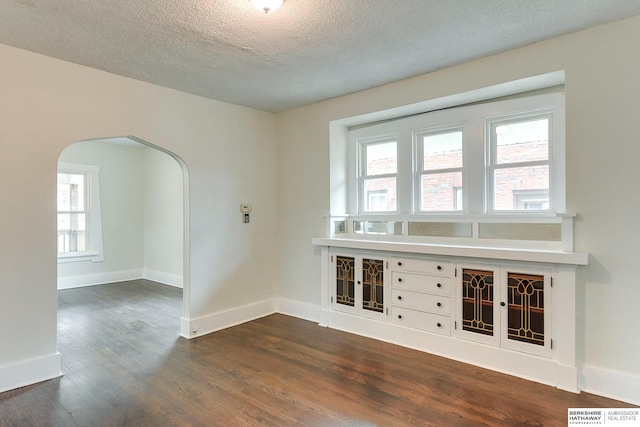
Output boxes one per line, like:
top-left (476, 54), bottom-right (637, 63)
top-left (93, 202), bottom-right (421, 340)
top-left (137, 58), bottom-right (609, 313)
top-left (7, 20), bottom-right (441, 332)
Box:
top-left (500, 302), bottom-right (506, 307)
top-left (437, 322), bottom-right (442, 328)
top-left (437, 265), bottom-right (442, 271)
top-left (397, 261), bottom-right (402, 266)
top-left (437, 283), bottom-right (442, 288)
top-left (398, 278), bottom-right (403, 282)
top-left (397, 295), bottom-right (402, 300)
top-left (437, 302), bottom-right (442, 307)
top-left (398, 315), bottom-right (403, 319)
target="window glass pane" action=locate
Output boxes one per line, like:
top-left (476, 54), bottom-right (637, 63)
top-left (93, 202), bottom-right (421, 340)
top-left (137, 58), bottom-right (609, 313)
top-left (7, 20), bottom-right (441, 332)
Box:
top-left (422, 131), bottom-right (463, 171)
top-left (57, 213), bottom-right (86, 253)
top-left (353, 221), bottom-right (402, 235)
top-left (421, 171), bottom-right (462, 211)
top-left (364, 177), bottom-right (396, 211)
top-left (493, 165), bottom-right (549, 210)
top-left (366, 141), bottom-right (397, 176)
top-left (496, 119), bottom-right (548, 164)
top-left (57, 173), bottom-right (86, 211)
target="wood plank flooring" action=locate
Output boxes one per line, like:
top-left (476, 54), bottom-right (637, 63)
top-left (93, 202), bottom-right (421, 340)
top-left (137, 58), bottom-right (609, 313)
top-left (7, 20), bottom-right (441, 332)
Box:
top-left (0, 280), bottom-right (632, 426)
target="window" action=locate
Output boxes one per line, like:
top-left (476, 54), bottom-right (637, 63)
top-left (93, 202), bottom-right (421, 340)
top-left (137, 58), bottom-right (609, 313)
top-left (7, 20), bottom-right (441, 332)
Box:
top-left (359, 138), bottom-right (398, 212)
top-left (415, 127), bottom-right (464, 212)
top-left (487, 116), bottom-right (552, 212)
top-left (57, 172), bottom-right (87, 253)
top-left (57, 162), bottom-right (103, 263)
top-left (348, 92), bottom-right (564, 217)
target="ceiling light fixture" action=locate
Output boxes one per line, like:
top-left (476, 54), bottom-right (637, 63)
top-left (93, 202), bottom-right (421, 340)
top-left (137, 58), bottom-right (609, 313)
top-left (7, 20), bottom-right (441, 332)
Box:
top-left (250, 0), bottom-right (283, 13)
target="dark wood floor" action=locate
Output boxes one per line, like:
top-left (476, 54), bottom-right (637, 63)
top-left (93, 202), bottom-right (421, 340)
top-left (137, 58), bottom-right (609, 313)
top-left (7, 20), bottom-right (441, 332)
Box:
top-left (0, 280), bottom-right (631, 426)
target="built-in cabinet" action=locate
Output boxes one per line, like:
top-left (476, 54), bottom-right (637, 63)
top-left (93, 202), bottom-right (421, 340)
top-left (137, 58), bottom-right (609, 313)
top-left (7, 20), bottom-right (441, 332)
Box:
top-left (329, 249), bottom-right (557, 358)
top-left (316, 238), bottom-right (585, 392)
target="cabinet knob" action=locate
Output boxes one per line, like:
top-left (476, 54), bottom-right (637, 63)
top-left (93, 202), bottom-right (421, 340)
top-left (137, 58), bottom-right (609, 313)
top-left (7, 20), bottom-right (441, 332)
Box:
top-left (397, 295), bottom-right (402, 300)
top-left (437, 322), bottom-right (442, 328)
top-left (437, 283), bottom-right (442, 288)
top-left (437, 302), bottom-right (442, 307)
top-left (357, 281), bottom-right (361, 284)
top-left (398, 314), bottom-right (403, 319)
top-left (397, 261), bottom-right (402, 266)
top-left (398, 277), bottom-right (403, 282)
top-left (500, 302), bottom-right (506, 307)
top-left (437, 265), bottom-right (442, 271)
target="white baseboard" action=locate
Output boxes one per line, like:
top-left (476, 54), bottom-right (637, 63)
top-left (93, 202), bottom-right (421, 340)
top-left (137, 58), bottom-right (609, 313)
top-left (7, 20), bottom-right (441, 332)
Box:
top-left (180, 299), bottom-right (278, 339)
top-left (0, 353), bottom-right (62, 393)
top-left (580, 365), bottom-right (640, 406)
top-left (57, 269), bottom-right (143, 289)
top-left (276, 298), bottom-right (321, 323)
top-left (57, 269), bottom-right (184, 289)
top-left (143, 269), bottom-right (183, 288)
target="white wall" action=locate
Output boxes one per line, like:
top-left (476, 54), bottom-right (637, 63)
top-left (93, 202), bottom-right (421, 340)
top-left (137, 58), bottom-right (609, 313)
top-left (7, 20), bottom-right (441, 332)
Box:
top-left (143, 147), bottom-right (183, 286)
top-left (277, 16), bottom-right (640, 403)
top-left (57, 141), bottom-right (145, 286)
top-left (0, 43), bottom-right (278, 391)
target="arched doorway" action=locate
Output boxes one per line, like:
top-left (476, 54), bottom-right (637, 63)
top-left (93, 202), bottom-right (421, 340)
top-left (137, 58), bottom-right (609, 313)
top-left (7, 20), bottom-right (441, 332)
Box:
top-left (56, 136), bottom-right (190, 331)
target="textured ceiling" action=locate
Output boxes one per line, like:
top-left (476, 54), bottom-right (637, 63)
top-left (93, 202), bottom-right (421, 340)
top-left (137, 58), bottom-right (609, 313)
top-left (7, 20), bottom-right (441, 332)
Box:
top-left (1, 0), bottom-right (640, 112)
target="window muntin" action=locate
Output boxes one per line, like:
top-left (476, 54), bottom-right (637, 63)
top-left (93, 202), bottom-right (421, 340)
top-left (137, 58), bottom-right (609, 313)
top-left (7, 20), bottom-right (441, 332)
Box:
top-left (416, 129), bottom-right (464, 212)
top-left (488, 116), bottom-right (552, 212)
top-left (359, 138), bottom-right (398, 212)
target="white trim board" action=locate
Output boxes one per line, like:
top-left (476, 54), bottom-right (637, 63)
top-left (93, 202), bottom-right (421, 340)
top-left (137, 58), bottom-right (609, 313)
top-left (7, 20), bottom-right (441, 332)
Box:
top-left (0, 353), bottom-right (62, 394)
top-left (580, 365), bottom-right (640, 406)
top-left (143, 269), bottom-right (183, 288)
top-left (180, 299), bottom-right (279, 339)
top-left (57, 269), bottom-right (184, 289)
top-left (57, 269), bottom-right (143, 289)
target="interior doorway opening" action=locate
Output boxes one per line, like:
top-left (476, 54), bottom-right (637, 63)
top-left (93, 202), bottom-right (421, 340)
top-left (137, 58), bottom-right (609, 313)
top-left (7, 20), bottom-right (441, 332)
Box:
top-left (56, 136), bottom-right (190, 330)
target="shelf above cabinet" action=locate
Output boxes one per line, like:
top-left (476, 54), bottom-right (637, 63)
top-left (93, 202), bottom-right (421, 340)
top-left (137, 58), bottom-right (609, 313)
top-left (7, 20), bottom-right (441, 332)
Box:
top-left (313, 237), bottom-right (588, 266)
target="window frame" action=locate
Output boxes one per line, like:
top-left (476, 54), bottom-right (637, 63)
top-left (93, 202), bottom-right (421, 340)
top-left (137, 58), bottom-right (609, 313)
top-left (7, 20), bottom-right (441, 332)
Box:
top-left (347, 92), bottom-right (565, 218)
top-left (485, 111), bottom-right (556, 214)
top-left (357, 135), bottom-right (399, 214)
top-left (57, 162), bottom-right (104, 263)
top-left (413, 124), bottom-right (466, 214)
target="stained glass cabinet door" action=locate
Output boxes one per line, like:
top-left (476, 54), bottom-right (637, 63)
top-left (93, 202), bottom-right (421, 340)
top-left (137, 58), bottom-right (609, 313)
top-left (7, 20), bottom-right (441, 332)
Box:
top-left (500, 269), bottom-right (551, 356)
top-left (333, 255), bottom-right (357, 315)
top-left (361, 257), bottom-right (385, 315)
top-left (457, 265), bottom-right (501, 346)
top-left (332, 253), bottom-right (387, 320)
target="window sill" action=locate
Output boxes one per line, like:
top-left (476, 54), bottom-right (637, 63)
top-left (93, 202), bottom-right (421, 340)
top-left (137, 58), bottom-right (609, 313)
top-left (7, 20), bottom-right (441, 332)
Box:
top-left (311, 237), bottom-right (588, 266)
top-left (57, 252), bottom-right (104, 263)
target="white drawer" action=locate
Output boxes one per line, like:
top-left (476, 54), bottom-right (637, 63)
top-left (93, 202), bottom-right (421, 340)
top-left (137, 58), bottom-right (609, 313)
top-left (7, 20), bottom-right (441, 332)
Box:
top-left (391, 307), bottom-right (451, 336)
top-left (391, 257), bottom-right (453, 277)
top-left (392, 272), bottom-right (451, 296)
top-left (392, 289), bottom-right (451, 315)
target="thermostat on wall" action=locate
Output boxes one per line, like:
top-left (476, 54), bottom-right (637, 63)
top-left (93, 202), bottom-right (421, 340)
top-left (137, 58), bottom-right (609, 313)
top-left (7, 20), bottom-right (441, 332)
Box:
top-left (240, 203), bottom-right (252, 213)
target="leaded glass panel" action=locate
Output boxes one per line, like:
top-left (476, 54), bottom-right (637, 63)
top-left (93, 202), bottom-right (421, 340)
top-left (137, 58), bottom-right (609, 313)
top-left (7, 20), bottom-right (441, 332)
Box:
top-left (462, 269), bottom-right (494, 336)
top-left (507, 272), bottom-right (544, 346)
top-left (362, 258), bottom-right (384, 313)
top-left (336, 256), bottom-right (355, 307)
